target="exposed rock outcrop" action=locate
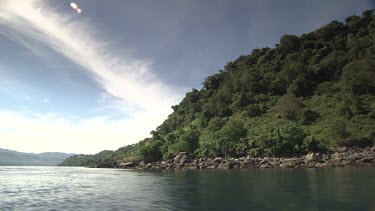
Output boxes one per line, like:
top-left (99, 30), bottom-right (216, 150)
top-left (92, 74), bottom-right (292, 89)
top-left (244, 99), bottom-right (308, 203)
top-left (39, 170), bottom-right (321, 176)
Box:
top-left (114, 147), bottom-right (375, 170)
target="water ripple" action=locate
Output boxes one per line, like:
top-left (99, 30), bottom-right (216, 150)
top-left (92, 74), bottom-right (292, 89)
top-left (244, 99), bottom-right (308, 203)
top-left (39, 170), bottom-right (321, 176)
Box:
top-left (0, 167), bottom-right (374, 210)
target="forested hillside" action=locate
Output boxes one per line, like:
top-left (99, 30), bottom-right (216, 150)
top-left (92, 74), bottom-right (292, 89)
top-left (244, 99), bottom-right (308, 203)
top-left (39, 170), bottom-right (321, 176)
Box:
top-left (59, 10), bottom-right (375, 167)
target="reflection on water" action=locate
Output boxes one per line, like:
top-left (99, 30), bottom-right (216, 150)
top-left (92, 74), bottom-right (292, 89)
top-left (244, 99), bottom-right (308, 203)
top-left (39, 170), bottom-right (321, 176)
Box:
top-left (1, 167), bottom-right (374, 210)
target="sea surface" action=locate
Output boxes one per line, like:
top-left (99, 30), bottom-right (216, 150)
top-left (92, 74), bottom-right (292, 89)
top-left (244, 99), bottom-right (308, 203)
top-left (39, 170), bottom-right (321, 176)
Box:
top-left (0, 166), bottom-right (374, 210)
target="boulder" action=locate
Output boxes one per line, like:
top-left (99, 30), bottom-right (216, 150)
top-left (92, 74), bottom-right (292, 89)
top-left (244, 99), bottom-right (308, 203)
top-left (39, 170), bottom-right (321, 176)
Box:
top-left (119, 161), bottom-right (134, 168)
top-left (315, 162), bottom-right (329, 168)
top-left (207, 164), bottom-right (218, 169)
top-left (371, 146), bottom-right (375, 152)
top-left (222, 161), bottom-right (234, 169)
top-left (239, 157), bottom-right (247, 161)
top-left (321, 154), bottom-right (330, 161)
top-left (306, 161), bottom-right (317, 168)
top-left (281, 158), bottom-right (304, 168)
top-left (356, 158), bottom-right (373, 164)
top-left (269, 161), bottom-right (279, 167)
top-left (138, 161), bottom-right (145, 167)
top-left (279, 163), bottom-right (287, 168)
top-left (242, 158), bottom-right (255, 167)
top-left (305, 152), bottom-right (321, 163)
top-left (145, 163), bottom-right (153, 169)
top-left (174, 152), bottom-right (187, 164)
top-left (260, 157), bottom-right (271, 164)
top-left (260, 163), bottom-right (271, 168)
top-left (213, 157), bottom-right (223, 163)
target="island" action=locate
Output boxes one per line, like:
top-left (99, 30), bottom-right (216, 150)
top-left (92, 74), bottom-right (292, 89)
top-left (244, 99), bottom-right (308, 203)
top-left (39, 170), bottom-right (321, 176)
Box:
top-left (59, 10), bottom-right (375, 170)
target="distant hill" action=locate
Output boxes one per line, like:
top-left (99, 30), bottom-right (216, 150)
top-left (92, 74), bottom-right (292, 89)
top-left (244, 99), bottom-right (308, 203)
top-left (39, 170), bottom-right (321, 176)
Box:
top-left (0, 148), bottom-right (75, 166)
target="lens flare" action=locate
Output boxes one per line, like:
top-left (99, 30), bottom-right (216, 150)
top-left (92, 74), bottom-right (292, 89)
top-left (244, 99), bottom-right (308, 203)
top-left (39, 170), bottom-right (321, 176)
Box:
top-left (70, 2), bottom-right (78, 10)
top-left (76, 8), bottom-right (82, 14)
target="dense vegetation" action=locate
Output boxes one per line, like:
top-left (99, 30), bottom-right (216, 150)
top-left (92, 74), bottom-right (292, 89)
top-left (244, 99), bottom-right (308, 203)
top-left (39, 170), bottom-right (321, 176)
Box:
top-left (59, 10), bottom-right (375, 167)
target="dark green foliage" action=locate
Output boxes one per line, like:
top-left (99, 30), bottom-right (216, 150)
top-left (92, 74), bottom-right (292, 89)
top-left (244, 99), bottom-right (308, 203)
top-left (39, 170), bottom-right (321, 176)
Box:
top-left (341, 59), bottom-right (375, 95)
top-left (328, 119), bottom-right (351, 146)
top-left (59, 10), bottom-right (375, 166)
top-left (274, 95), bottom-right (303, 120)
top-left (303, 136), bottom-right (324, 152)
top-left (216, 118), bottom-right (247, 157)
top-left (58, 145), bottom-right (136, 167)
top-left (277, 35), bottom-right (301, 54)
top-left (248, 123), bottom-right (306, 157)
top-left (244, 104), bottom-right (262, 118)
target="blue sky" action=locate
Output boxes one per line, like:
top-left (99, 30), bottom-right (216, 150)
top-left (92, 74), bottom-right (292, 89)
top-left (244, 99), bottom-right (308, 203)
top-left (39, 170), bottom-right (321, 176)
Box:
top-left (0, 0), bottom-right (374, 154)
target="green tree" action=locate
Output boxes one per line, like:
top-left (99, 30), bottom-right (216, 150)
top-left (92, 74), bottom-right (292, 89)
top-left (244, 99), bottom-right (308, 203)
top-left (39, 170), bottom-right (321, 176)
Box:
top-left (216, 118), bottom-right (247, 157)
top-left (274, 94), bottom-right (302, 120)
top-left (341, 59), bottom-right (375, 95)
top-left (277, 35), bottom-right (301, 54)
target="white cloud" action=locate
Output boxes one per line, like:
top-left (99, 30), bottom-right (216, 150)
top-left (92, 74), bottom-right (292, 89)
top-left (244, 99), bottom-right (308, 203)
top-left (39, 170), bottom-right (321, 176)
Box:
top-left (0, 0), bottom-right (184, 153)
top-left (0, 109), bottom-right (150, 154)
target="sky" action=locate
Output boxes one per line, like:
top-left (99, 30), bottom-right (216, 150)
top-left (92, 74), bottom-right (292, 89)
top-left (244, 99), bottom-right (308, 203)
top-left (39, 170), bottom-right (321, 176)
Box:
top-left (0, 0), bottom-right (374, 154)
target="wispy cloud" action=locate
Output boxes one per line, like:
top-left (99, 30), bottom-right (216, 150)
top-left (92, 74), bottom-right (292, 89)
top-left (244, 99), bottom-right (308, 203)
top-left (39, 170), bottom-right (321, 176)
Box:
top-left (0, 0), bottom-right (181, 118)
top-left (0, 0), bottom-right (183, 153)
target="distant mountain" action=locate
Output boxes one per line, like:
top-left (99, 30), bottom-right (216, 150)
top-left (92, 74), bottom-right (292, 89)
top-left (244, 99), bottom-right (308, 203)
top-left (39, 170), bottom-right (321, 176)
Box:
top-left (0, 148), bottom-right (75, 166)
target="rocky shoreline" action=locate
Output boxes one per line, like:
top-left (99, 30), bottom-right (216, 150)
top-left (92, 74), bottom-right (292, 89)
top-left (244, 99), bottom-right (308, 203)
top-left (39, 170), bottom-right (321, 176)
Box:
top-left (111, 146), bottom-right (375, 170)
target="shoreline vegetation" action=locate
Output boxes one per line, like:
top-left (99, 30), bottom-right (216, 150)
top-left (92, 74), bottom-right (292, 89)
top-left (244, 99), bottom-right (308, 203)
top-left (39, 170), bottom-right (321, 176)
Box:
top-left (59, 10), bottom-right (375, 169)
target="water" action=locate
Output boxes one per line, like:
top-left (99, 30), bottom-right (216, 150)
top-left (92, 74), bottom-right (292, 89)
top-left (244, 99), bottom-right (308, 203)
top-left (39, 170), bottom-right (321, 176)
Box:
top-left (1, 167), bottom-right (374, 210)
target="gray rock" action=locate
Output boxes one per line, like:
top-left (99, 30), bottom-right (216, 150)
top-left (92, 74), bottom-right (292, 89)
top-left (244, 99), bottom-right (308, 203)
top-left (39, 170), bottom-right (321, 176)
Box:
top-left (260, 163), bottom-right (271, 168)
top-left (241, 158), bottom-right (255, 167)
top-left (281, 158), bottom-right (304, 168)
top-left (371, 146), bottom-right (375, 152)
top-left (145, 163), bottom-right (153, 169)
top-left (260, 157), bottom-right (271, 164)
top-left (228, 162), bottom-right (235, 169)
top-left (213, 157), bottom-right (223, 163)
top-left (315, 162), bottom-right (329, 168)
top-left (119, 161), bottom-right (134, 168)
top-left (239, 157), bottom-right (247, 161)
top-left (305, 152), bottom-right (321, 163)
top-left (279, 163), bottom-right (287, 168)
top-left (269, 161), bottom-right (279, 166)
top-left (356, 158), bottom-right (373, 164)
top-left (306, 161), bottom-right (317, 168)
top-left (198, 162), bottom-right (206, 169)
top-left (337, 147), bottom-right (347, 152)
top-left (321, 154), bottom-right (330, 160)
top-left (207, 164), bottom-right (218, 169)
top-left (174, 152), bottom-right (187, 164)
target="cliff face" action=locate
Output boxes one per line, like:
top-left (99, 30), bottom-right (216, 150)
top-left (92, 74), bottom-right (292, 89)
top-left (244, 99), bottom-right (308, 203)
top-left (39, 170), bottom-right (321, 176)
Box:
top-left (60, 10), bottom-right (375, 167)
